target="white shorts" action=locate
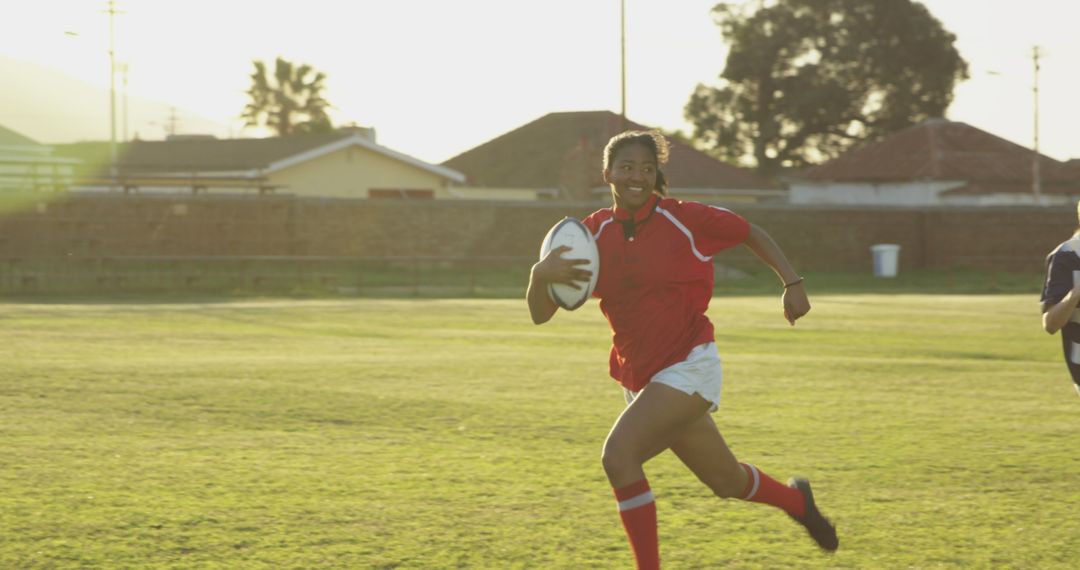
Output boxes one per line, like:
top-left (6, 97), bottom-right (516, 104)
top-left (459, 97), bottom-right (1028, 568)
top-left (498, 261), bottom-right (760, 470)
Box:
top-left (623, 342), bottom-right (723, 413)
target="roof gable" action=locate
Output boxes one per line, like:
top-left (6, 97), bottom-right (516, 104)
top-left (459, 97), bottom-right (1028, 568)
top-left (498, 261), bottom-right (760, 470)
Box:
top-left (53, 131), bottom-right (464, 183)
top-left (267, 134), bottom-right (464, 182)
top-left (442, 110), bottom-right (775, 197)
top-left (0, 124), bottom-right (40, 147)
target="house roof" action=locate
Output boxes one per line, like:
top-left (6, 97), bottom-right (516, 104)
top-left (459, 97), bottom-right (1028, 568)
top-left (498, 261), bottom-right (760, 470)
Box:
top-left (0, 124), bottom-right (76, 164)
top-left (442, 111), bottom-right (777, 196)
top-left (53, 130), bottom-right (464, 183)
top-left (1065, 159), bottom-right (1080, 182)
top-left (798, 119), bottom-right (1074, 191)
top-left (0, 124), bottom-right (40, 147)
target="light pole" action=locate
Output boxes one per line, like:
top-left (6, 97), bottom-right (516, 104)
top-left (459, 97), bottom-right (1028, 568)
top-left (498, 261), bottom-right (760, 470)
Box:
top-left (120, 62), bottom-right (129, 143)
top-left (103, 0), bottom-right (123, 189)
top-left (1031, 45), bottom-right (1042, 205)
top-left (620, 0), bottom-right (627, 131)
top-left (986, 46), bottom-right (1045, 206)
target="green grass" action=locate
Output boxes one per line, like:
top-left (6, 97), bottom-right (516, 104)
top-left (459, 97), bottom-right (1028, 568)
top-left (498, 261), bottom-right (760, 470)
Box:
top-left (1, 295), bottom-right (1076, 568)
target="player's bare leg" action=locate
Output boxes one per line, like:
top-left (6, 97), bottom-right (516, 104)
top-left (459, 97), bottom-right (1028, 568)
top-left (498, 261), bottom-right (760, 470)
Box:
top-left (601, 382), bottom-right (711, 569)
top-left (670, 414), bottom-right (839, 552)
top-left (602, 382), bottom-right (712, 487)
top-left (669, 414), bottom-right (746, 497)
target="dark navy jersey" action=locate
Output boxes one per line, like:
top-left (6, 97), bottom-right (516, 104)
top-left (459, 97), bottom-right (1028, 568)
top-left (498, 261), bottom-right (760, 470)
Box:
top-left (1041, 236), bottom-right (1080, 386)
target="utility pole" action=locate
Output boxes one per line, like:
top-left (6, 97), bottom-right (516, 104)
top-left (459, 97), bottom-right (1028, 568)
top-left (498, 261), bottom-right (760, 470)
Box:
top-left (120, 62), bottom-right (129, 142)
top-left (620, 0), bottom-right (627, 132)
top-left (103, 0), bottom-right (123, 188)
top-left (165, 107), bottom-right (179, 137)
top-left (1032, 45), bottom-right (1042, 205)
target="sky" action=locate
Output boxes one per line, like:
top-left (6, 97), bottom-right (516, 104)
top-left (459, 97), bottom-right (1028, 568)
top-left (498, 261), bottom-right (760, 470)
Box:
top-left (1, 0), bottom-right (1078, 164)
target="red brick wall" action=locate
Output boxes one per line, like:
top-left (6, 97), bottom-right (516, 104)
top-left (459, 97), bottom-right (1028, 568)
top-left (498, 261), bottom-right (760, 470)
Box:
top-left (0, 194), bottom-right (1072, 272)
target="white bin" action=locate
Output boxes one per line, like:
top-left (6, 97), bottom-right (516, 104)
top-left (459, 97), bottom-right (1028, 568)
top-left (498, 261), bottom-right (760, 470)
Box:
top-left (870, 244), bottom-right (901, 278)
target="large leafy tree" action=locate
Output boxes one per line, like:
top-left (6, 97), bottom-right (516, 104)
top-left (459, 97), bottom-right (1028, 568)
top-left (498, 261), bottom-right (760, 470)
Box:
top-left (686, 0), bottom-right (969, 175)
top-left (241, 57), bottom-right (333, 136)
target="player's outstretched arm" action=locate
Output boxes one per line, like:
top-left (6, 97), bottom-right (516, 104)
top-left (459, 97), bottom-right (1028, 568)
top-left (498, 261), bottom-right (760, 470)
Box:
top-left (741, 223), bottom-right (810, 325)
top-left (1043, 282), bottom-right (1080, 334)
top-left (527, 264), bottom-right (559, 325)
top-left (527, 245), bottom-right (591, 325)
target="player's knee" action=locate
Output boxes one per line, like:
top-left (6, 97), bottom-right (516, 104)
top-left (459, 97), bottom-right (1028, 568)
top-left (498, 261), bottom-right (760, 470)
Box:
top-left (708, 464), bottom-right (747, 499)
top-left (601, 437), bottom-right (638, 478)
top-left (709, 478), bottom-right (743, 499)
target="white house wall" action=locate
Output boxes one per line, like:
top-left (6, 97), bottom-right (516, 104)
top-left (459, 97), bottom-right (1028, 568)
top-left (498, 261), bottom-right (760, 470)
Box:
top-left (0, 159), bottom-right (76, 191)
top-left (789, 180), bottom-right (963, 205)
top-left (941, 193), bottom-right (1076, 206)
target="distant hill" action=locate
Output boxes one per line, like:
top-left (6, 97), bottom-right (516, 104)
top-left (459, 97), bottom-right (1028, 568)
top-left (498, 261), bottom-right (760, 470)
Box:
top-left (0, 56), bottom-right (228, 144)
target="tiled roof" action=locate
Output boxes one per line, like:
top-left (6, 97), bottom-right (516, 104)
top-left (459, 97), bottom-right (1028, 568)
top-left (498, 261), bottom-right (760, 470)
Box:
top-left (1065, 159), bottom-right (1080, 182)
top-left (442, 111), bottom-right (776, 199)
top-left (799, 119), bottom-right (1074, 189)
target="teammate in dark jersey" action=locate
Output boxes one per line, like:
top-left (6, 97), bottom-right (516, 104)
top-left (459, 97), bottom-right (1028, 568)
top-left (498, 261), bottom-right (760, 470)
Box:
top-left (527, 130), bottom-right (837, 568)
top-left (1040, 202), bottom-right (1080, 397)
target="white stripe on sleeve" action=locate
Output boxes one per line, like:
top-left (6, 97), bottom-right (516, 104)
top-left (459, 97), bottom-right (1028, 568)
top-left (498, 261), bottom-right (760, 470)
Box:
top-left (657, 207), bottom-right (711, 262)
top-left (594, 218), bottom-right (614, 240)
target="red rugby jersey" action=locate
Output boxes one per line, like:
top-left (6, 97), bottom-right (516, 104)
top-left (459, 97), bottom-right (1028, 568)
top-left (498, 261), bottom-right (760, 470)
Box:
top-left (581, 194), bottom-right (750, 392)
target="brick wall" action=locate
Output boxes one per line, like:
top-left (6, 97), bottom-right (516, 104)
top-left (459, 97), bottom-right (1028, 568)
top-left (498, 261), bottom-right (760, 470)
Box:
top-left (0, 194), bottom-right (1073, 272)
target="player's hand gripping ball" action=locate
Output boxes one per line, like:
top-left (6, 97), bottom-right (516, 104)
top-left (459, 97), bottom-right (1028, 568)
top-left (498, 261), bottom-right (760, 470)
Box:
top-left (538, 217), bottom-right (600, 310)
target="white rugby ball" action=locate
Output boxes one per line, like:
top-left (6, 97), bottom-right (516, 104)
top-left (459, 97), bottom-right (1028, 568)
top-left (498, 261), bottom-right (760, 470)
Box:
top-left (539, 217), bottom-right (599, 310)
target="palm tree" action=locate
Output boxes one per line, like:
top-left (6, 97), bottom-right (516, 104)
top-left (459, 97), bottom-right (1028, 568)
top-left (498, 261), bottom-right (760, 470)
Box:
top-left (241, 57), bottom-right (333, 136)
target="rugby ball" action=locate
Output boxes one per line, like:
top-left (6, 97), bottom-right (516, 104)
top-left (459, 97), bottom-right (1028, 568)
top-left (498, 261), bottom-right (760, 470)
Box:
top-left (539, 217), bottom-right (600, 310)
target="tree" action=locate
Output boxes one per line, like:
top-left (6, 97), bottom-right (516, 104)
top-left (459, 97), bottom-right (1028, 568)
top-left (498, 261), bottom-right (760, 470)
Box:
top-left (685, 0), bottom-right (969, 175)
top-left (241, 57), bottom-right (333, 136)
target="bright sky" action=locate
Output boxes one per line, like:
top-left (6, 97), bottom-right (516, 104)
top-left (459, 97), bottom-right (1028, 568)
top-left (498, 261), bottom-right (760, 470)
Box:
top-left (2, 0), bottom-right (1078, 164)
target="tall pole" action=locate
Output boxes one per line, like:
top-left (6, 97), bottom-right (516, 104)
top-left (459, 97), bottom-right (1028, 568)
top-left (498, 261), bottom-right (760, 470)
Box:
top-left (166, 107), bottom-right (179, 136)
top-left (106, 0), bottom-right (119, 187)
top-left (1032, 45), bottom-right (1042, 205)
top-left (620, 0), bottom-right (627, 131)
top-left (121, 62), bottom-right (129, 142)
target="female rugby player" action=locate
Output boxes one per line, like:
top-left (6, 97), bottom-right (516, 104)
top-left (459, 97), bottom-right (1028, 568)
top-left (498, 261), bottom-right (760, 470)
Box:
top-left (527, 130), bottom-right (838, 568)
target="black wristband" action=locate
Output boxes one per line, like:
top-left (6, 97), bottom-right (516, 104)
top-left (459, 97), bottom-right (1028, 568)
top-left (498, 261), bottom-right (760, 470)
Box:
top-left (783, 277), bottom-right (805, 289)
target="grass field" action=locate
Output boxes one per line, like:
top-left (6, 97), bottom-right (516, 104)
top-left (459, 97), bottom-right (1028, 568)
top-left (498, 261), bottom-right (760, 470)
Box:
top-left (1, 293), bottom-right (1077, 569)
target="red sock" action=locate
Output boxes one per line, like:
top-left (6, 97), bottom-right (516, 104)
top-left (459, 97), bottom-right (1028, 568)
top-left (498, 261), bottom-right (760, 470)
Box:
top-left (613, 479), bottom-right (659, 570)
top-left (738, 463), bottom-right (805, 518)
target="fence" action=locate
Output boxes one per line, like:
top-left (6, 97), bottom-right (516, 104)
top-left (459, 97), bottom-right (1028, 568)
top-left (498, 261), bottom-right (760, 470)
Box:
top-left (0, 192), bottom-right (1072, 295)
top-left (0, 253), bottom-right (1047, 297)
top-left (0, 255), bottom-right (537, 296)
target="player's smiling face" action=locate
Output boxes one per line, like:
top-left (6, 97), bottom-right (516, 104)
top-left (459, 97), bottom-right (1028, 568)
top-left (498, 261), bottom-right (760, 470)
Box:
top-left (604, 143), bottom-right (657, 213)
